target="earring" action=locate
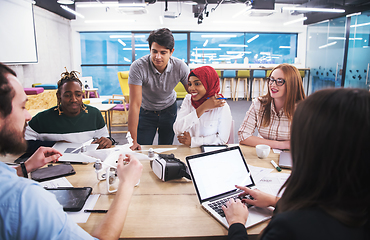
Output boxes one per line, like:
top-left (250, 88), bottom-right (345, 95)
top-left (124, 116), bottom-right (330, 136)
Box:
top-left (55, 102), bottom-right (63, 115)
top-left (81, 104), bottom-right (88, 114)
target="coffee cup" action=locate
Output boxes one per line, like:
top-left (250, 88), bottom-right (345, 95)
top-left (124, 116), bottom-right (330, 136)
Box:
top-left (256, 144), bottom-right (271, 159)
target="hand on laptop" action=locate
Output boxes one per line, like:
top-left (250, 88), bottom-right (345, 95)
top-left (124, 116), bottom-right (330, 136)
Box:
top-left (92, 137), bottom-right (112, 149)
top-left (236, 185), bottom-right (279, 208)
top-left (222, 198), bottom-right (249, 226)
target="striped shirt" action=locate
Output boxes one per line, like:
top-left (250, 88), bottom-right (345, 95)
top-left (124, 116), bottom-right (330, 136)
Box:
top-left (238, 98), bottom-right (291, 142)
top-left (25, 105), bottom-right (108, 143)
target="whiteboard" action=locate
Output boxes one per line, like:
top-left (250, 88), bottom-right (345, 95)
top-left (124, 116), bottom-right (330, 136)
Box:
top-left (0, 0), bottom-right (38, 64)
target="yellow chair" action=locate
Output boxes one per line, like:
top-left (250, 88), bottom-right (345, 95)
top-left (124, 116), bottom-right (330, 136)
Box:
top-left (117, 71), bottom-right (130, 103)
top-left (234, 70), bottom-right (250, 101)
top-left (82, 99), bottom-right (90, 104)
top-left (215, 70), bottom-right (222, 78)
top-left (174, 82), bottom-right (187, 99)
top-left (108, 94), bottom-right (129, 134)
top-left (299, 70), bottom-right (305, 78)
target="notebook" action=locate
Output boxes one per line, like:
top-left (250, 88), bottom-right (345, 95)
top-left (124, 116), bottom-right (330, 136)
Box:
top-left (186, 146), bottom-right (273, 229)
top-left (279, 151), bottom-right (292, 169)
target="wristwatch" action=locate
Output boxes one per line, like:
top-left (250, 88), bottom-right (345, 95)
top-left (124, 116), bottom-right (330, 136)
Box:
top-left (20, 162), bottom-right (28, 178)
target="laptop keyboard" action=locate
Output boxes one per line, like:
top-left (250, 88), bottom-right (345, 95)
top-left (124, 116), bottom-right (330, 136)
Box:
top-left (208, 195), bottom-right (253, 217)
top-left (208, 196), bottom-right (239, 217)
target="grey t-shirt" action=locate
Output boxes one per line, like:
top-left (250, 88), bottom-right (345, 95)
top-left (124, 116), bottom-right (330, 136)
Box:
top-left (128, 54), bottom-right (189, 111)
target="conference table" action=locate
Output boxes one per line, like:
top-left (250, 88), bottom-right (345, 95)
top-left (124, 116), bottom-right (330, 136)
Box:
top-left (66, 144), bottom-right (290, 240)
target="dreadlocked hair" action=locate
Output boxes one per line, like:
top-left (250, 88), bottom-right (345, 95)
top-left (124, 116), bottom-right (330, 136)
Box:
top-left (55, 67), bottom-right (88, 115)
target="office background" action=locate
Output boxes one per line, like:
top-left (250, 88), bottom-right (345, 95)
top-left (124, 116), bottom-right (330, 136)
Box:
top-left (3, 0), bottom-right (370, 94)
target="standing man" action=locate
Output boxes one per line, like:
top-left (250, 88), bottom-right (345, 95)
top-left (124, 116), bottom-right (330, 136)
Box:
top-left (128, 28), bottom-right (190, 150)
top-left (0, 62), bottom-right (143, 240)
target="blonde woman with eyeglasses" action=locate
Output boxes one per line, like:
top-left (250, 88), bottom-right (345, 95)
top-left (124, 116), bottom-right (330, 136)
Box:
top-left (238, 64), bottom-right (306, 150)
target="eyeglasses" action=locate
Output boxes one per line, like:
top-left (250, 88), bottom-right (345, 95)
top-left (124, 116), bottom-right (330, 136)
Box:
top-left (267, 77), bottom-right (286, 86)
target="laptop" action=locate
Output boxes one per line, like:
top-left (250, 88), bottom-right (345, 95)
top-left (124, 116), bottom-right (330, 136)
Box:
top-left (200, 145), bottom-right (228, 153)
top-left (279, 151), bottom-right (292, 169)
top-left (186, 146), bottom-right (273, 229)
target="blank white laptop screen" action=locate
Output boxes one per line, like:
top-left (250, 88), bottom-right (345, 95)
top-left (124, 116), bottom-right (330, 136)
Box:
top-left (188, 147), bottom-right (254, 201)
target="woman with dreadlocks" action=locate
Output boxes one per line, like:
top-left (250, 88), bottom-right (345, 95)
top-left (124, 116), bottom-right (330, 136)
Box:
top-left (25, 69), bottom-right (113, 149)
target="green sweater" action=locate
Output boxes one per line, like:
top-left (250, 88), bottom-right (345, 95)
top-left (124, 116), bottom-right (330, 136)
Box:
top-left (25, 105), bottom-right (108, 143)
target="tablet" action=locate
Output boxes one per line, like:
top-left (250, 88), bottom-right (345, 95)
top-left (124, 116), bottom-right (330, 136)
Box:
top-left (279, 151), bottom-right (292, 169)
top-left (200, 145), bottom-right (228, 153)
top-left (46, 187), bottom-right (92, 212)
top-left (31, 164), bottom-right (75, 182)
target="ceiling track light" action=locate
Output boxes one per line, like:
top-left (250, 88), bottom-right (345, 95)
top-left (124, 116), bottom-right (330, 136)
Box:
top-left (57, 0), bottom-right (74, 4)
top-left (283, 6), bottom-right (345, 13)
top-left (60, 5), bottom-right (85, 18)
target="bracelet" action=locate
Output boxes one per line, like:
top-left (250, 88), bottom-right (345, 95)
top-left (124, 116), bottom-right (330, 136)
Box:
top-left (107, 137), bottom-right (116, 145)
top-left (20, 162), bottom-right (28, 178)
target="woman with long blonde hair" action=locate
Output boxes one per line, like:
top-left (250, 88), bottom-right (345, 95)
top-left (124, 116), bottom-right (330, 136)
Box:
top-left (238, 64), bottom-right (305, 149)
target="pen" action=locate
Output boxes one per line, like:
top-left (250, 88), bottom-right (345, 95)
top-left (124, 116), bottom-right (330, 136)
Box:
top-left (270, 160), bottom-right (282, 172)
top-left (207, 97), bottom-right (227, 100)
top-left (84, 209), bottom-right (108, 213)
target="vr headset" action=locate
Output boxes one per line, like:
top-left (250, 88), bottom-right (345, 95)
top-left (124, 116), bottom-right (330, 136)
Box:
top-left (151, 153), bottom-right (191, 181)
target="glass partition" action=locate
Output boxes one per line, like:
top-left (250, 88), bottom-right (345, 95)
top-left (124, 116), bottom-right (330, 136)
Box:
top-left (345, 11), bottom-right (370, 90)
top-left (81, 31), bottom-right (297, 95)
top-left (306, 17), bottom-right (346, 94)
top-left (190, 32), bottom-right (297, 65)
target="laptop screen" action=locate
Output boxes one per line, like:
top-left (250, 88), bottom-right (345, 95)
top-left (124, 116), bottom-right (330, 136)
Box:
top-left (186, 146), bottom-right (254, 202)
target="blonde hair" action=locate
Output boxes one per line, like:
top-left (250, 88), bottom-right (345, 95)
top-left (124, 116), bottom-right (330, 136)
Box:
top-left (260, 64), bottom-right (306, 127)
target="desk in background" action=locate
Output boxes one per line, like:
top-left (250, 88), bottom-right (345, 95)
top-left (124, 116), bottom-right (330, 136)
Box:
top-left (89, 103), bottom-right (116, 137)
top-left (67, 145), bottom-right (290, 240)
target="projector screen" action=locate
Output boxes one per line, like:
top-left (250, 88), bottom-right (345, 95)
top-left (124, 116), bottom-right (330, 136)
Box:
top-left (0, 0), bottom-right (38, 64)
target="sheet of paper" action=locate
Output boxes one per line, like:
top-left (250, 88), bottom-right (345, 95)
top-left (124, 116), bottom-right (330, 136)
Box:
top-left (67, 194), bottom-right (100, 223)
top-left (40, 177), bottom-right (73, 188)
top-left (153, 147), bottom-right (178, 153)
top-left (248, 165), bottom-right (273, 183)
top-left (255, 172), bottom-right (290, 197)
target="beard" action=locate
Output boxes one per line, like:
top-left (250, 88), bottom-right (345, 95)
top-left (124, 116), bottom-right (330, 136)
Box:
top-left (0, 122), bottom-right (27, 156)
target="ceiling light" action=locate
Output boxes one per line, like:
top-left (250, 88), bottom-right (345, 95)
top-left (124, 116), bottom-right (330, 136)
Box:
top-left (247, 35), bottom-right (259, 43)
top-left (85, 19), bottom-right (135, 23)
top-left (283, 7), bottom-right (345, 13)
top-left (192, 48), bottom-right (222, 51)
top-left (201, 35), bottom-right (237, 38)
top-left (58, 0), bottom-right (74, 4)
top-left (346, 12), bottom-right (361, 18)
top-left (284, 17), bottom-right (307, 26)
top-left (328, 37), bottom-right (363, 40)
top-left (226, 51), bottom-right (252, 54)
top-left (118, 39), bottom-right (126, 46)
top-left (203, 40), bottom-right (208, 47)
top-left (219, 44), bottom-right (248, 48)
top-left (319, 41), bottom-right (337, 49)
top-left (279, 46), bottom-right (291, 48)
top-left (60, 5), bottom-right (84, 18)
top-left (77, 2), bottom-right (146, 8)
top-left (183, 1), bottom-right (197, 5)
top-left (350, 22), bottom-right (370, 28)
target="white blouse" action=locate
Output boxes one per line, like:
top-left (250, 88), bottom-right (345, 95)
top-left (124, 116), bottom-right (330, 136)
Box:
top-left (173, 94), bottom-right (232, 148)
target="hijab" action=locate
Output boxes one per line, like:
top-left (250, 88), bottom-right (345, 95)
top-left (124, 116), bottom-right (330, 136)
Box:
top-left (190, 66), bottom-right (221, 109)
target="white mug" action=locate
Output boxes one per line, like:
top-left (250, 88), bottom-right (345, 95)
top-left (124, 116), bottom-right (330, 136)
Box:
top-left (256, 144), bottom-right (271, 159)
